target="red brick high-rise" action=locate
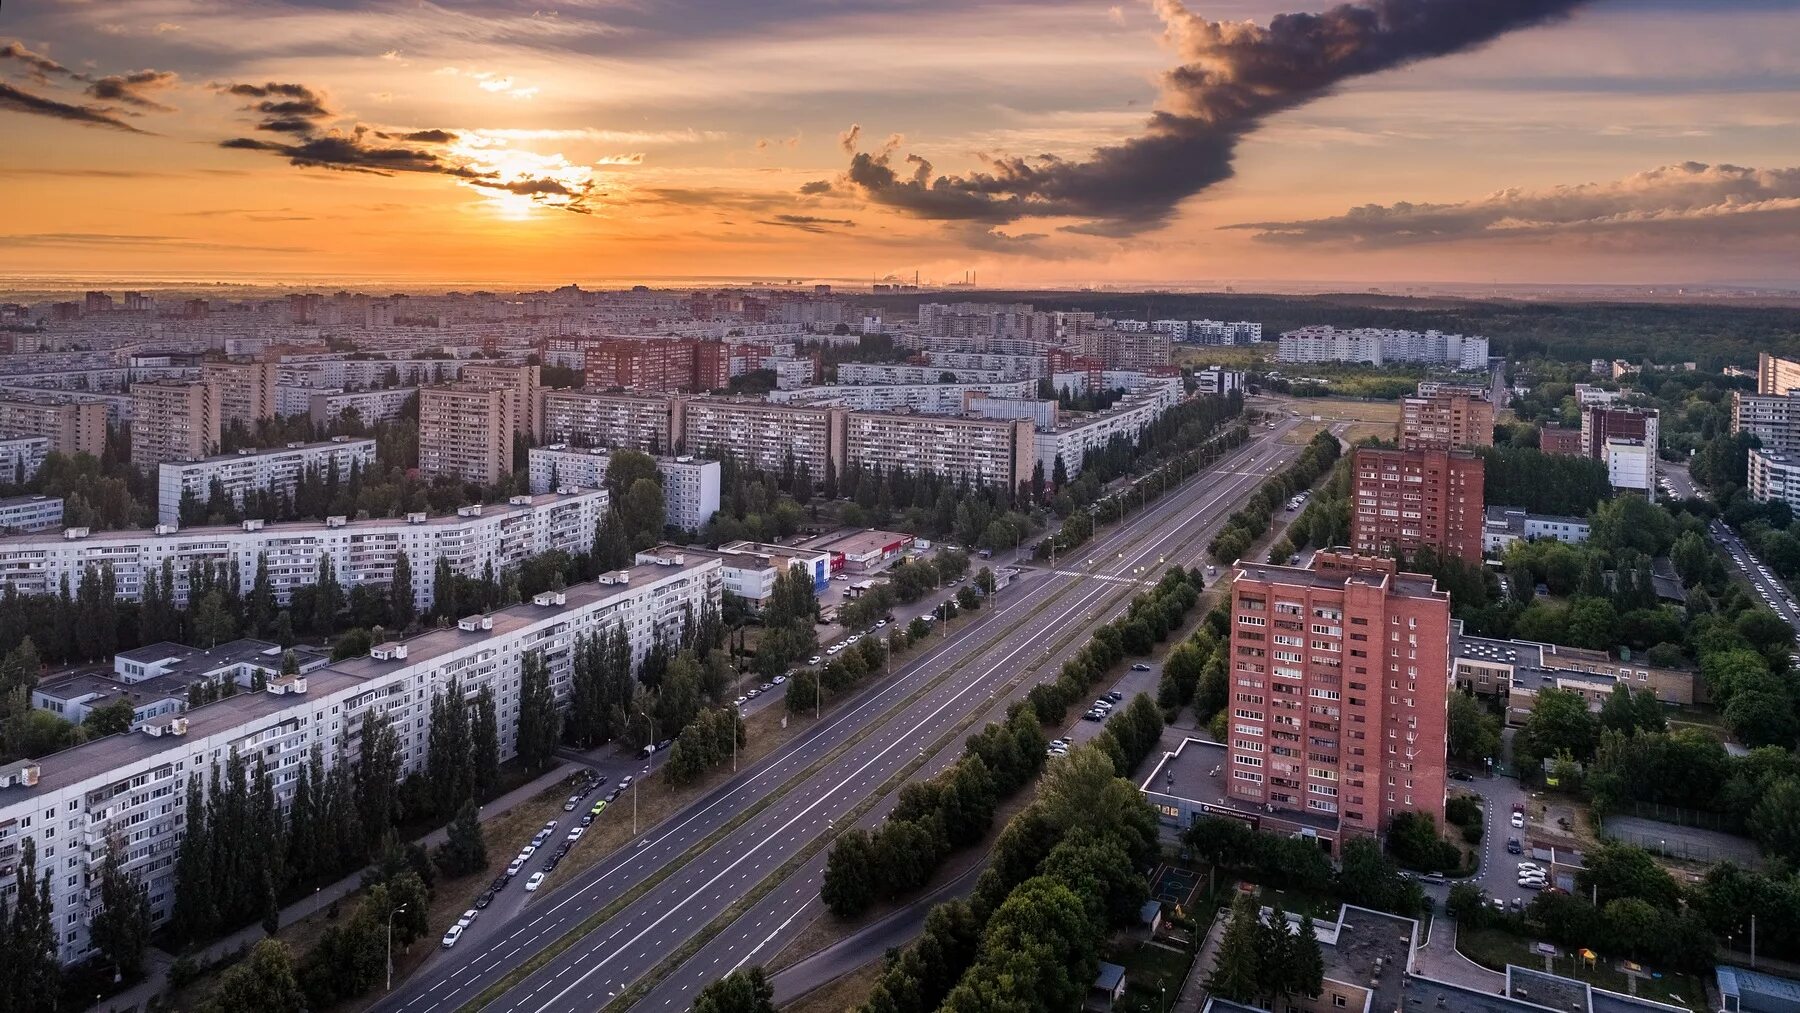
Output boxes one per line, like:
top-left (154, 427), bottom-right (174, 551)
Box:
top-left (1226, 551), bottom-right (1453, 844)
top-left (1351, 446), bottom-right (1485, 564)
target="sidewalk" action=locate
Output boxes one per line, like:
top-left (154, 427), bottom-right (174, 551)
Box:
top-left (88, 761), bottom-right (579, 1013)
top-left (1412, 917), bottom-right (1506, 994)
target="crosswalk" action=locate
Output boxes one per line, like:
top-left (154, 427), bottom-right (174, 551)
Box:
top-left (1048, 570), bottom-right (1150, 585)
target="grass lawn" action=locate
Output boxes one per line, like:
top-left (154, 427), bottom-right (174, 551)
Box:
top-left (1107, 939), bottom-right (1194, 1013)
top-left (1457, 925), bottom-right (1710, 1012)
top-left (1175, 346), bottom-right (1268, 370)
top-left (1248, 883), bottom-right (1341, 920)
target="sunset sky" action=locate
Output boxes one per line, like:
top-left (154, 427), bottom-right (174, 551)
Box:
top-left (2, 0), bottom-right (1797, 288)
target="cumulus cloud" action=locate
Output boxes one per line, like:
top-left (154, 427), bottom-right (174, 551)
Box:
top-left (0, 40), bottom-right (77, 82)
top-left (838, 123), bottom-right (861, 154)
top-left (838, 0), bottom-right (1593, 235)
top-left (0, 81), bottom-right (146, 133)
top-left (1224, 162), bottom-right (1800, 247)
top-left (221, 81), bottom-right (333, 133)
top-left (798, 180), bottom-right (834, 195)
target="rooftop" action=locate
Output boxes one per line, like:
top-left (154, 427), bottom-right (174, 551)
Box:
top-left (165, 437), bottom-right (375, 467)
top-left (1485, 504), bottom-right (1589, 528)
top-left (1718, 964), bottom-right (1800, 1007)
top-left (1233, 557), bottom-right (1444, 600)
top-left (1140, 737), bottom-right (1339, 833)
top-left (796, 528), bottom-right (913, 556)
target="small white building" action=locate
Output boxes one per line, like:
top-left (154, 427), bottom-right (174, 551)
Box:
top-left (0, 494), bottom-right (63, 532)
top-left (1482, 506), bottom-right (1591, 555)
top-left (1604, 439), bottom-right (1656, 499)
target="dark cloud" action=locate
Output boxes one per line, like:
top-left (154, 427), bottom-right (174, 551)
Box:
top-left (221, 81), bottom-right (333, 132)
top-left (760, 214), bottom-right (857, 233)
top-left (797, 180), bottom-right (834, 195)
top-left (841, 0), bottom-right (1593, 235)
top-left (1224, 161), bottom-right (1800, 248)
top-left (0, 40), bottom-right (78, 83)
top-left (86, 70), bottom-right (180, 112)
top-left (0, 81), bottom-right (147, 133)
top-left (377, 128), bottom-right (458, 144)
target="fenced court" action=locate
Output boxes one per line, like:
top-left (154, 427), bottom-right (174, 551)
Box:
top-left (1151, 865), bottom-right (1201, 908)
top-left (1602, 814), bottom-right (1763, 869)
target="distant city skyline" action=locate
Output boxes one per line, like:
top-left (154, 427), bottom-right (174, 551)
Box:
top-left (2, 0), bottom-right (1796, 286)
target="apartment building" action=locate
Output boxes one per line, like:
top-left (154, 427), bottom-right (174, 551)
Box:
top-left (1759, 351), bottom-right (1800, 396)
top-left (0, 495), bottom-right (64, 532)
top-left (541, 390), bottom-right (680, 454)
top-left (770, 380), bottom-right (1036, 414)
top-left (847, 413), bottom-right (1034, 490)
top-left (1749, 448), bottom-right (1800, 509)
top-left (1399, 390), bottom-right (1493, 451)
top-left (1193, 366), bottom-right (1245, 396)
top-left (307, 386), bottom-right (418, 427)
top-left (0, 547), bottom-right (719, 966)
top-left (0, 488), bottom-right (604, 609)
top-left (527, 444), bottom-right (721, 530)
top-left (1732, 391), bottom-right (1800, 456)
top-left (199, 360), bottom-right (278, 428)
top-left (1537, 424), bottom-right (1583, 456)
top-left (1224, 552), bottom-right (1452, 845)
top-left (130, 380), bottom-right (222, 469)
top-left (1350, 446), bottom-right (1485, 564)
top-left (1277, 326), bottom-right (1489, 369)
top-left (1076, 328), bottom-right (1174, 370)
top-left (155, 437), bottom-right (378, 525)
top-left (681, 397), bottom-right (847, 480)
top-left (920, 351), bottom-right (1048, 379)
top-left (579, 337), bottom-right (702, 392)
top-left (837, 362), bottom-right (1010, 386)
top-left (1579, 405), bottom-right (1658, 459)
top-left (1033, 388), bottom-right (1176, 482)
top-left (0, 436), bottom-right (50, 484)
top-left (461, 362), bottom-right (542, 438)
top-left (419, 384), bottom-right (512, 484)
top-left (0, 394), bottom-right (109, 459)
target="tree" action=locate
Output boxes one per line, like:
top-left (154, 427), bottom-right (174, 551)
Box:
top-left (692, 968), bottom-right (776, 1013)
top-left (89, 834), bottom-right (152, 976)
top-left (356, 710), bottom-right (402, 852)
top-left (0, 838), bottom-right (61, 1007)
top-left (1205, 894), bottom-right (1263, 1003)
top-left (1750, 778), bottom-right (1800, 865)
top-left (171, 775), bottom-right (215, 941)
top-left (198, 939), bottom-right (307, 1013)
top-left (84, 695), bottom-right (137, 736)
top-left (1448, 691), bottom-right (1501, 764)
top-left (516, 649), bottom-right (560, 770)
top-left (472, 687), bottom-right (500, 797)
top-left (822, 828), bottom-right (878, 917)
top-left (434, 799), bottom-right (489, 877)
top-left (389, 550), bottom-right (417, 629)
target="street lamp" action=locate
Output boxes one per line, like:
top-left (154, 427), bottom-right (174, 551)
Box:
top-left (634, 708), bottom-right (652, 836)
top-left (385, 903), bottom-right (409, 992)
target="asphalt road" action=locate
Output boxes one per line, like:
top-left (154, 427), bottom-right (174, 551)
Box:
top-left (1710, 517), bottom-right (1800, 629)
top-left (374, 418), bottom-right (1303, 1013)
top-left (624, 426), bottom-right (1314, 1013)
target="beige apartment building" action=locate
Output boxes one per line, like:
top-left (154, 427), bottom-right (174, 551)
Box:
top-left (129, 380), bottom-right (221, 468)
top-left (200, 360), bottom-right (278, 428)
top-left (846, 413), bottom-right (1035, 489)
top-left (681, 397), bottom-right (847, 479)
top-left (462, 362), bottom-right (543, 438)
top-left (541, 390), bottom-right (681, 454)
top-left (0, 393), bottom-right (109, 457)
top-left (419, 384), bottom-right (513, 484)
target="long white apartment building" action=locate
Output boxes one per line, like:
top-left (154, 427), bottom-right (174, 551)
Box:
top-left (1277, 326), bottom-right (1489, 369)
top-left (306, 386), bottom-right (417, 426)
top-left (0, 435), bottom-right (50, 484)
top-left (769, 380), bottom-right (1035, 413)
top-left (845, 413), bottom-right (1035, 490)
top-left (527, 445), bottom-right (722, 530)
top-left (1033, 386), bottom-right (1181, 481)
top-left (275, 357), bottom-right (466, 391)
top-left (836, 362), bottom-right (1012, 386)
top-left (541, 390), bottom-right (680, 455)
top-left (1734, 391), bottom-right (1800, 456)
top-left (920, 351), bottom-right (1048, 379)
top-left (0, 547), bottom-right (720, 966)
top-left (0, 488), bottom-right (605, 609)
top-left (156, 437), bottom-right (378, 525)
top-left (682, 397), bottom-right (846, 480)
top-left (1749, 449), bottom-right (1800, 509)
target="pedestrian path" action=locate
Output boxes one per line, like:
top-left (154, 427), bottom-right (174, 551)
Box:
top-left (87, 761), bottom-right (578, 1013)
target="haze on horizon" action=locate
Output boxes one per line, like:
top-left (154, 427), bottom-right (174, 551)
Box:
top-left (2, 0), bottom-right (1797, 289)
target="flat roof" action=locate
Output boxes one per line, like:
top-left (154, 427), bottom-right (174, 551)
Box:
top-left (35, 670), bottom-right (192, 705)
top-left (1233, 560), bottom-right (1443, 600)
top-left (1140, 737), bottom-right (1339, 833)
top-left (165, 437), bottom-right (375, 467)
top-left (0, 488), bottom-right (601, 546)
top-left (797, 529), bottom-right (912, 555)
top-left (0, 494), bottom-right (59, 508)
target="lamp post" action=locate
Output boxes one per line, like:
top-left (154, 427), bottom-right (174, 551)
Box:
top-left (386, 903), bottom-right (409, 992)
top-left (634, 708), bottom-right (651, 836)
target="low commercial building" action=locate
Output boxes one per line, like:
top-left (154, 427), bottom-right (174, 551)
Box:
top-left (1481, 506), bottom-right (1590, 555)
top-left (0, 488), bottom-right (605, 610)
top-left (717, 540), bottom-right (831, 600)
top-left (1452, 621), bottom-right (1697, 725)
top-left (156, 437), bottom-right (377, 525)
top-left (0, 494), bottom-right (63, 532)
top-left (33, 639), bottom-right (332, 726)
top-left (0, 548), bottom-right (720, 966)
top-left (1193, 365), bottom-right (1245, 396)
top-left (798, 529), bottom-right (915, 575)
top-left (526, 444), bottom-right (722, 530)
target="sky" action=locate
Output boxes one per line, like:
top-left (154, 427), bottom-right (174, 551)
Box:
top-left (1, 0), bottom-right (1797, 289)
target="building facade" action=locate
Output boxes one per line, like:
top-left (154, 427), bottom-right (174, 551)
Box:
top-left (0, 548), bottom-right (719, 966)
top-left (1277, 327), bottom-right (1489, 368)
top-left (199, 360), bottom-right (278, 428)
top-left (156, 437), bottom-right (378, 525)
top-left (527, 444), bottom-right (722, 530)
top-left (0, 436), bottom-right (50, 484)
top-left (1225, 552), bottom-right (1453, 843)
top-left (1732, 392), bottom-right (1800, 456)
top-left (130, 380), bottom-right (222, 469)
top-left (0, 489), bottom-right (605, 609)
top-left (0, 395), bottom-right (109, 458)
top-left (461, 363), bottom-right (542, 438)
top-left (1758, 351), bottom-right (1800, 396)
top-left (418, 384), bottom-right (512, 484)
top-left (846, 413), bottom-right (1034, 490)
top-left (0, 495), bottom-right (63, 532)
top-left (1350, 446), bottom-right (1486, 564)
top-left (681, 397), bottom-right (846, 480)
top-left (1749, 448), bottom-right (1800, 510)
top-left (540, 390), bottom-right (679, 454)
top-left (1481, 506), bottom-right (1590, 555)
top-left (1399, 391), bottom-right (1494, 451)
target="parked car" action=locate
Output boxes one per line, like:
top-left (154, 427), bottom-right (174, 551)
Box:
top-left (1506, 837), bottom-right (1522, 855)
top-left (759, 682), bottom-right (774, 691)
top-left (747, 688), bottom-right (761, 698)
top-left (1130, 663), bottom-right (1151, 672)
top-left (773, 675), bottom-right (787, 685)
top-left (505, 857), bottom-right (525, 878)
top-left (566, 827), bottom-right (584, 843)
top-left (456, 909), bottom-right (477, 930)
top-left (734, 695), bottom-right (748, 706)
top-left (442, 924), bottom-right (465, 948)
top-left (525, 872), bottom-right (546, 892)
top-left (476, 890), bottom-right (494, 909)
top-left (808, 656), bottom-right (822, 665)
top-left (1510, 812), bottom-right (1526, 829)
top-left (1083, 709), bottom-right (1103, 721)
top-left (1107, 690), bottom-right (1124, 702)
top-left (1449, 770), bottom-right (1473, 782)
top-left (564, 795), bottom-right (582, 811)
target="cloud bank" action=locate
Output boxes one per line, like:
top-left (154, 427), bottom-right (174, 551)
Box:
top-left (1225, 162), bottom-right (1800, 246)
top-left (833, 0), bottom-right (1593, 236)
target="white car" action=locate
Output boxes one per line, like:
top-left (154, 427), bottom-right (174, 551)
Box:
top-left (734, 695), bottom-right (748, 706)
top-left (505, 857), bottom-right (525, 877)
top-left (1510, 812), bottom-right (1525, 829)
top-left (442, 924), bottom-right (465, 948)
top-left (808, 656), bottom-right (821, 665)
top-left (566, 827), bottom-right (584, 843)
top-left (773, 675), bottom-right (787, 685)
top-left (525, 872), bottom-right (546, 892)
top-left (456, 909), bottom-right (478, 930)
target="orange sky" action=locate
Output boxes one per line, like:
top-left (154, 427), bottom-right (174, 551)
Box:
top-left (2, 1), bottom-right (1798, 288)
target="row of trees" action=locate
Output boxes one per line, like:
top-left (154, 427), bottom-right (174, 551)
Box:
top-left (1184, 815), bottom-right (1427, 917)
top-left (1204, 895), bottom-right (1325, 1009)
top-left (1022, 568), bottom-right (1205, 725)
top-left (1476, 445), bottom-right (1613, 517)
top-left (1209, 430), bottom-right (1341, 564)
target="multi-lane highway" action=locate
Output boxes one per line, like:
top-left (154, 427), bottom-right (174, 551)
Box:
top-left (375, 414), bottom-right (1307, 1013)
